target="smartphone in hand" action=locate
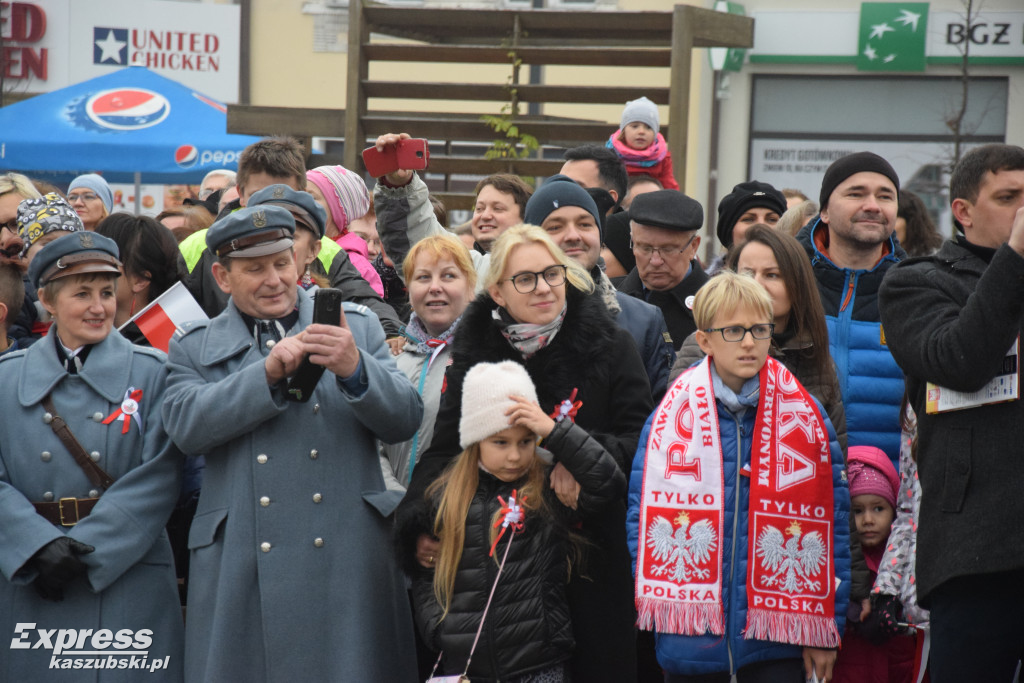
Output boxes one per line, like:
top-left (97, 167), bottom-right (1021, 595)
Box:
top-left (362, 138), bottom-right (429, 178)
top-left (286, 288), bottom-right (344, 402)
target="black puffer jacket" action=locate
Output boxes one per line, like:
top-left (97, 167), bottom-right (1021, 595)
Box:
top-left (402, 420), bottom-right (625, 682)
top-left (396, 285), bottom-right (653, 683)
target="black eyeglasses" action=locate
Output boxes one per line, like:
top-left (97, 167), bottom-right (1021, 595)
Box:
top-left (504, 264), bottom-right (568, 293)
top-left (703, 323), bottom-right (774, 342)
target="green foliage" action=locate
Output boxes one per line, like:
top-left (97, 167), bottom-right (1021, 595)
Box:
top-left (481, 107), bottom-right (539, 161)
top-left (481, 43), bottom-right (538, 162)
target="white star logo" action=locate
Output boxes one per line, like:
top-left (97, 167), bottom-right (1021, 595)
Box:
top-left (863, 44), bottom-right (878, 61)
top-left (896, 9), bottom-right (922, 32)
top-left (883, 54), bottom-right (897, 63)
top-left (95, 30), bottom-right (126, 64)
top-left (869, 22), bottom-right (894, 40)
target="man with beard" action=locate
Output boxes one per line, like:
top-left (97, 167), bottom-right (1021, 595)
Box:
top-left (795, 152), bottom-right (906, 470)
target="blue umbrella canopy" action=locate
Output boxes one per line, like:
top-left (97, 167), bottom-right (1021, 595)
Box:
top-left (0, 66), bottom-right (260, 184)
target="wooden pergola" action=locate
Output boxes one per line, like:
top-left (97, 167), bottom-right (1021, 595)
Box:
top-left (228, 2), bottom-right (753, 209)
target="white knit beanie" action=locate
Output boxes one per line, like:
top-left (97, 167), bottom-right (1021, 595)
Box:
top-left (459, 361), bottom-right (539, 449)
top-left (620, 96), bottom-right (660, 133)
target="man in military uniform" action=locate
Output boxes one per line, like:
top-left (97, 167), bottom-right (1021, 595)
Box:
top-left (162, 206), bottom-right (423, 681)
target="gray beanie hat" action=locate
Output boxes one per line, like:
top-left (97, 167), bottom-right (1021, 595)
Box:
top-left (459, 361), bottom-right (539, 449)
top-left (620, 96), bottom-right (659, 132)
top-left (68, 174), bottom-right (114, 213)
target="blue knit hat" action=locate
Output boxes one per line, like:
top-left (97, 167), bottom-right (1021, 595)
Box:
top-left (68, 174), bottom-right (113, 212)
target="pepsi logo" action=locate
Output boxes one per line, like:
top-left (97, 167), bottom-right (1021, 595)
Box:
top-left (85, 88), bottom-right (170, 131)
top-left (175, 145), bottom-right (199, 169)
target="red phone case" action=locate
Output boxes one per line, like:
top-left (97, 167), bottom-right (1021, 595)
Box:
top-left (362, 139), bottom-right (429, 178)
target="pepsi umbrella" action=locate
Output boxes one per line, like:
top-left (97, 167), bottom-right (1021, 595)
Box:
top-left (0, 66), bottom-right (260, 186)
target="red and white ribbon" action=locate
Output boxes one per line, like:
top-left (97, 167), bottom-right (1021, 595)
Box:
top-left (489, 490), bottom-right (526, 557)
top-left (102, 387), bottom-right (143, 435)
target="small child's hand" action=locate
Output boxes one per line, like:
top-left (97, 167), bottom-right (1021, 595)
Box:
top-left (506, 395), bottom-right (555, 439)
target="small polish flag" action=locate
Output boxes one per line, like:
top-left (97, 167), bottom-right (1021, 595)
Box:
top-left (119, 282), bottom-right (207, 352)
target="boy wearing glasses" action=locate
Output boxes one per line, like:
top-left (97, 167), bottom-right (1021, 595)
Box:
top-left (617, 190), bottom-right (709, 351)
top-left (627, 271), bottom-right (850, 683)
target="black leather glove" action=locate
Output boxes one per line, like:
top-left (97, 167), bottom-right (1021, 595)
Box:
top-left (859, 593), bottom-right (905, 645)
top-left (30, 537), bottom-right (95, 602)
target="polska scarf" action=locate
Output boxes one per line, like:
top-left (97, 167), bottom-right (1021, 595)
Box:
top-left (635, 356), bottom-right (839, 648)
top-left (492, 304), bottom-right (567, 359)
top-left (606, 131), bottom-right (668, 167)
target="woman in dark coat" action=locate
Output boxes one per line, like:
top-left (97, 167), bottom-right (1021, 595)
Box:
top-left (397, 223), bottom-right (653, 683)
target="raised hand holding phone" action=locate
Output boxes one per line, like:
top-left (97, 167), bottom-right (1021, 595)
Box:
top-left (365, 133), bottom-right (429, 185)
top-left (286, 288), bottom-right (354, 401)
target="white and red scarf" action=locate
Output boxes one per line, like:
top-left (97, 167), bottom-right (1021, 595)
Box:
top-left (635, 356), bottom-right (840, 648)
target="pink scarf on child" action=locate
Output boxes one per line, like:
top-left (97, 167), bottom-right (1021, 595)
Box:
top-left (607, 131), bottom-right (668, 166)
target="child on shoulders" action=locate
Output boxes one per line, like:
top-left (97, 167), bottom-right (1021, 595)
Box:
top-left (607, 96), bottom-right (679, 190)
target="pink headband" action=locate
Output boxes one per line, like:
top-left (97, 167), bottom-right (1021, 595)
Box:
top-left (306, 165), bottom-right (370, 234)
top-left (847, 445), bottom-right (899, 509)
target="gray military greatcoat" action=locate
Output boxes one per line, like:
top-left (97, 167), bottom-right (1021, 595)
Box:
top-left (0, 330), bottom-right (184, 682)
top-left (162, 290), bottom-right (423, 682)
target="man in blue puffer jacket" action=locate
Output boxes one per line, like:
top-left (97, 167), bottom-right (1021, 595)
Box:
top-left (627, 272), bottom-right (850, 682)
top-left (795, 152), bottom-right (907, 469)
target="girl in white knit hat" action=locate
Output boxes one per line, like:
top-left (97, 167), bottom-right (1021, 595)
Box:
top-left (400, 360), bottom-right (624, 683)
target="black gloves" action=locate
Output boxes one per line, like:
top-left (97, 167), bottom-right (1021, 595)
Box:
top-left (30, 537), bottom-right (95, 602)
top-left (859, 592), bottom-right (906, 644)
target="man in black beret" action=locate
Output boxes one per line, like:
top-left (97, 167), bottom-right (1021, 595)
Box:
top-left (615, 190), bottom-right (708, 350)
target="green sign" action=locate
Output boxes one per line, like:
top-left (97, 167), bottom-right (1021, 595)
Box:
top-left (858, 3), bottom-right (929, 72)
top-left (710, 1), bottom-right (747, 72)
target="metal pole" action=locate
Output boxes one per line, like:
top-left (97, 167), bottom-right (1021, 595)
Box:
top-left (134, 172), bottom-right (141, 215)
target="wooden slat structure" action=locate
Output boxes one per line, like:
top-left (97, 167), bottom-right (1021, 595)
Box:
top-left (227, 3), bottom-right (753, 209)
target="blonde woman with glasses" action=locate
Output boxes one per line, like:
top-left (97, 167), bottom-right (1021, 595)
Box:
top-left (396, 223), bottom-right (654, 683)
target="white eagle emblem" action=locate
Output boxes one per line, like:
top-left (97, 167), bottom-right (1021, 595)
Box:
top-left (646, 512), bottom-right (717, 582)
top-left (755, 520), bottom-right (827, 594)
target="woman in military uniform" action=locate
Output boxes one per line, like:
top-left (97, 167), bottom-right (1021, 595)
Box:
top-left (0, 231), bottom-right (183, 682)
